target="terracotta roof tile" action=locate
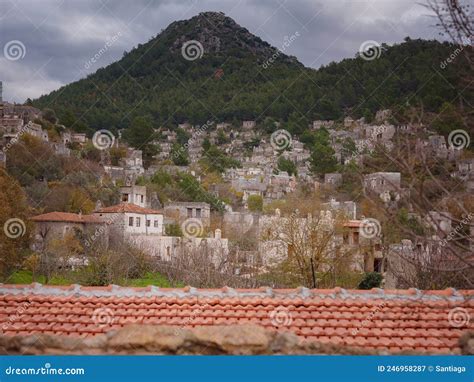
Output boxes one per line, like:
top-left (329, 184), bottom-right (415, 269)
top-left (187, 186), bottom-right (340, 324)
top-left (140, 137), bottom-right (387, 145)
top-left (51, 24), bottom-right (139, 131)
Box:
top-left (0, 283), bottom-right (472, 354)
top-left (30, 212), bottom-right (104, 224)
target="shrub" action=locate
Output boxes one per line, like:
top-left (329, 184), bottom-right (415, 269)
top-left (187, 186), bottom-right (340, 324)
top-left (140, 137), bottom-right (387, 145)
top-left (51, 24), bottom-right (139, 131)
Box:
top-left (358, 272), bottom-right (383, 289)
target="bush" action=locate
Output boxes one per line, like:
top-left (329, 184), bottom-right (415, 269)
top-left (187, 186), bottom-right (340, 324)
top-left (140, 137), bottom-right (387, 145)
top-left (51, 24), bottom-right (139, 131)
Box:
top-left (358, 272), bottom-right (383, 289)
top-left (247, 195), bottom-right (263, 212)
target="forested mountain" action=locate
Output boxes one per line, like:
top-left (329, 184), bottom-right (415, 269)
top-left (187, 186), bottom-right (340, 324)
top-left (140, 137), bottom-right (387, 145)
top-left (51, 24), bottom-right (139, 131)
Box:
top-left (33, 11), bottom-right (470, 134)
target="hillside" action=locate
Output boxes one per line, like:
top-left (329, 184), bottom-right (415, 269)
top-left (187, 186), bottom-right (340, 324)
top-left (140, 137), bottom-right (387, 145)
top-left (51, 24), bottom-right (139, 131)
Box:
top-left (33, 12), bottom-right (470, 133)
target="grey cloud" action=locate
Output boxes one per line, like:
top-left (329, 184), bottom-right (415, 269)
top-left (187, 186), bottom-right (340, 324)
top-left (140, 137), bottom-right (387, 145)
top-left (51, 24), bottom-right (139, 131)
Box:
top-left (0, 0), bottom-right (439, 102)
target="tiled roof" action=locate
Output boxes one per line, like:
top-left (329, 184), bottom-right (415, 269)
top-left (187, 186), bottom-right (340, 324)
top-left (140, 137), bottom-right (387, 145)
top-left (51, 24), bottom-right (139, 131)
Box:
top-left (96, 203), bottom-right (162, 215)
top-left (30, 212), bottom-right (104, 224)
top-left (0, 284), bottom-right (472, 354)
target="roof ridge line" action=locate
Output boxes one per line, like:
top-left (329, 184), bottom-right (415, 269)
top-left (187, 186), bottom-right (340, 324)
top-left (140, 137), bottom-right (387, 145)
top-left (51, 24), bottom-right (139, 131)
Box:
top-left (0, 283), bottom-right (469, 301)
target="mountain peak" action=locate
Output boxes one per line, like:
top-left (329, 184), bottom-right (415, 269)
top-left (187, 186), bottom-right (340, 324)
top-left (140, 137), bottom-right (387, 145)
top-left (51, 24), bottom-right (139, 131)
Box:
top-left (164, 11), bottom-right (300, 65)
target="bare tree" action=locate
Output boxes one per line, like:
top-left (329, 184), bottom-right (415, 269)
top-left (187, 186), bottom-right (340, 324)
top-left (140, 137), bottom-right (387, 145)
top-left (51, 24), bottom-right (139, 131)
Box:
top-left (357, 132), bottom-right (473, 289)
top-left (260, 204), bottom-right (360, 288)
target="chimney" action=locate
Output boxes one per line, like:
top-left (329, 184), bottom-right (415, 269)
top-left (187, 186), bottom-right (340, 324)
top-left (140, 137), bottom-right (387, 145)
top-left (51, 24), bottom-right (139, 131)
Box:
top-left (214, 228), bottom-right (222, 239)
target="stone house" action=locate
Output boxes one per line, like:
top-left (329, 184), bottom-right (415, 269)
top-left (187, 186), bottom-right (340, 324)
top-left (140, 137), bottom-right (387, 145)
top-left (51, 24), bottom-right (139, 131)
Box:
top-left (51, 142), bottom-right (71, 157)
top-left (242, 120), bottom-right (256, 129)
top-left (120, 185), bottom-right (148, 208)
top-left (122, 149), bottom-right (144, 172)
top-left (427, 135), bottom-right (449, 159)
top-left (364, 124), bottom-right (395, 143)
top-left (178, 123), bottom-right (191, 130)
top-left (455, 158), bottom-right (474, 179)
top-left (324, 173), bottom-right (342, 188)
top-left (344, 117), bottom-right (355, 128)
top-left (24, 121), bottom-right (48, 142)
top-left (216, 122), bottom-right (231, 130)
top-left (321, 198), bottom-right (357, 219)
top-left (363, 172), bottom-right (401, 195)
top-left (157, 142), bottom-right (172, 160)
top-left (71, 133), bottom-right (87, 145)
top-left (94, 203), bottom-right (164, 242)
top-left (163, 202), bottom-right (211, 227)
top-left (30, 212), bottom-right (107, 250)
top-left (312, 120), bottom-right (334, 130)
top-left (61, 131), bottom-right (72, 145)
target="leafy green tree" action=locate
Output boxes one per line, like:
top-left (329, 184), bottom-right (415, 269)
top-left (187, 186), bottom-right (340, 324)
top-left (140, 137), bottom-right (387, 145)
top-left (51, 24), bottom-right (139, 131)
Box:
top-left (42, 108), bottom-right (57, 124)
top-left (171, 143), bottom-right (189, 166)
top-left (123, 116), bottom-right (158, 166)
top-left (310, 129), bottom-right (338, 175)
top-left (277, 156), bottom-right (297, 176)
top-left (217, 129), bottom-right (230, 145)
top-left (201, 145), bottom-right (240, 173)
top-left (177, 173), bottom-right (225, 211)
top-left (263, 117), bottom-right (278, 134)
top-left (202, 137), bottom-right (211, 152)
top-left (176, 128), bottom-right (191, 146)
top-left (341, 137), bottom-right (357, 162)
top-left (165, 223), bottom-right (183, 236)
top-left (431, 102), bottom-right (464, 136)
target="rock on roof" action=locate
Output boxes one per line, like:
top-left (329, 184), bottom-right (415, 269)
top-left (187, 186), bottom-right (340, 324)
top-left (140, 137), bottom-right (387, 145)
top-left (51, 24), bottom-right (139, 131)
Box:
top-left (30, 212), bottom-right (104, 224)
top-left (95, 203), bottom-right (162, 214)
top-left (0, 284), bottom-right (472, 354)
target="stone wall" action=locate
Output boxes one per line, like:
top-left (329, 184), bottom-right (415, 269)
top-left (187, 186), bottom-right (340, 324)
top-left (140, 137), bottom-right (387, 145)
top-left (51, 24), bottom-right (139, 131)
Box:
top-left (5, 324), bottom-right (470, 355)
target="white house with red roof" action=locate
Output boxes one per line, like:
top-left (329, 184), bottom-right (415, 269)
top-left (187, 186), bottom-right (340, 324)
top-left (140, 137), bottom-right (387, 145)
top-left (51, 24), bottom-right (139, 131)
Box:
top-left (94, 203), bottom-right (164, 239)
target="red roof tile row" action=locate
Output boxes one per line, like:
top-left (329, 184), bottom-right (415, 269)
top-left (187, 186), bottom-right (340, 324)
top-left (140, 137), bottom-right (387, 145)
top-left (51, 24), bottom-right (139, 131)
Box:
top-left (0, 284), bottom-right (472, 354)
top-left (30, 212), bottom-right (104, 224)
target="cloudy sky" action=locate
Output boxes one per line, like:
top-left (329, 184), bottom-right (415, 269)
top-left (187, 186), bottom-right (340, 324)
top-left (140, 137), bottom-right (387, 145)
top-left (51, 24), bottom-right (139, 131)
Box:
top-left (0, 0), bottom-right (441, 103)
